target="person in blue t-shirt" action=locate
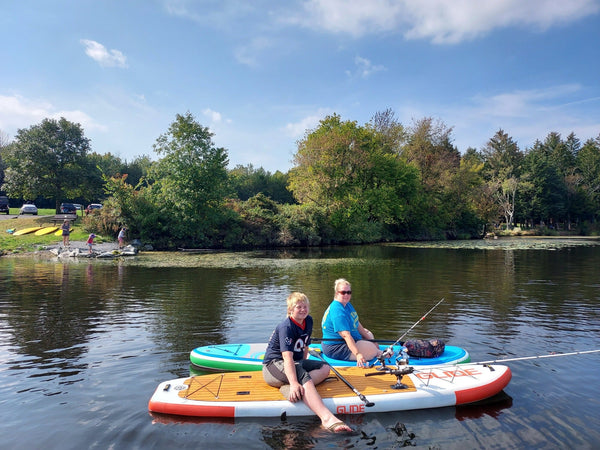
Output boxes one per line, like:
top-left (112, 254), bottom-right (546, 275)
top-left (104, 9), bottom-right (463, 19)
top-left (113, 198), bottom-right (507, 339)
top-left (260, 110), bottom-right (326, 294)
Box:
top-left (321, 278), bottom-right (382, 367)
top-left (263, 292), bottom-right (351, 433)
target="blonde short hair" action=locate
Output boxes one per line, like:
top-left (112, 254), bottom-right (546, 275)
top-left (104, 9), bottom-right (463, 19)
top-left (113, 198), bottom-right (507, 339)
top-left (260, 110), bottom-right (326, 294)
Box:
top-left (334, 278), bottom-right (351, 293)
top-left (287, 292), bottom-right (310, 315)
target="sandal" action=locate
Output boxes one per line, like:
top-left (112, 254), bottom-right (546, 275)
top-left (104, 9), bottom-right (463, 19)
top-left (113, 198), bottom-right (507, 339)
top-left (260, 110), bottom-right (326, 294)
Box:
top-left (327, 421), bottom-right (352, 433)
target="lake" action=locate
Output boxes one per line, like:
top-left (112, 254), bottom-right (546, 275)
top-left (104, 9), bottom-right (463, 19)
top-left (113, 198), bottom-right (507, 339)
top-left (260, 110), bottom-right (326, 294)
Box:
top-left (1, 237), bottom-right (600, 449)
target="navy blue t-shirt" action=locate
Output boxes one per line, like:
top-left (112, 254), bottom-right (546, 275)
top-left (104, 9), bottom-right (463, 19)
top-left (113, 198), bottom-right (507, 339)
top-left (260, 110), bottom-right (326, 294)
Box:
top-left (263, 315), bottom-right (313, 364)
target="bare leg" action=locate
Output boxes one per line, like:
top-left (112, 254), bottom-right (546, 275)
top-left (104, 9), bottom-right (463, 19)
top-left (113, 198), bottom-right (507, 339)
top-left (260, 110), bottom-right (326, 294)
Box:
top-left (304, 365), bottom-right (351, 431)
top-left (301, 379), bottom-right (351, 431)
top-left (346, 340), bottom-right (382, 361)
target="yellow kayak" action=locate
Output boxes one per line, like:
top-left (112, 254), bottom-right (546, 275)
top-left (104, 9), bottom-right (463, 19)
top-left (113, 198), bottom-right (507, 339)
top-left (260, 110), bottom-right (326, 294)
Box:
top-left (55, 228), bottom-right (72, 236)
top-left (34, 226), bottom-right (59, 236)
top-left (13, 227), bottom-right (43, 236)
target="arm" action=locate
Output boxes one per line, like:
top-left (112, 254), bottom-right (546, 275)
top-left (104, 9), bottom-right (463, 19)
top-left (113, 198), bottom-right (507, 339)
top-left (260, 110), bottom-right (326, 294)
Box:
top-left (358, 322), bottom-right (374, 340)
top-left (282, 351), bottom-right (304, 402)
top-left (338, 330), bottom-right (360, 358)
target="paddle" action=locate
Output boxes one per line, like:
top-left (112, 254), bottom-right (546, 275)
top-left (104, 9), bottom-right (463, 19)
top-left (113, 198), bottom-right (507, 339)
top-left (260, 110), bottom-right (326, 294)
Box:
top-left (309, 349), bottom-right (375, 407)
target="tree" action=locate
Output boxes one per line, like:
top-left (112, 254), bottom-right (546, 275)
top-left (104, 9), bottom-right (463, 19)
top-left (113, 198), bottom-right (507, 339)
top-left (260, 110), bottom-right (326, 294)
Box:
top-left (481, 129), bottom-right (523, 229)
top-left (229, 164), bottom-right (295, 204)
top-left (577, 135), bottom-right (600, 219)
top-left (145, 112), bottom-right (230, 247)
top-left (520, 140), bottom-right (566, 227)
top-left (1, 118), bottom-right (90, 210)
top-left (289, 114), bottom-right (419, 242)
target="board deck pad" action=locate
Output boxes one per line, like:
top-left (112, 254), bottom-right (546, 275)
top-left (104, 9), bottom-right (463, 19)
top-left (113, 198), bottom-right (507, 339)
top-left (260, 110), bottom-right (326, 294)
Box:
top-left (149, 363), bottom-right (512, 418)
top-left (178, 368), bottom-right (416, 403)
top-left (190, 342), bottom-right (470, 372)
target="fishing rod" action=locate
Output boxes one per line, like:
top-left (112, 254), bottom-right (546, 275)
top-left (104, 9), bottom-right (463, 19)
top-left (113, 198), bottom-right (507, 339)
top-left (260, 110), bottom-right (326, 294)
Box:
top-left (476, 349), bottom-right (600, 365)
top-left (407, 349), bottom-right (600, 373)
top-left (381, 297), bottom-right (445, 358)
top-left (312, 338), bottom-right (398, 345)
top-left (309, 350), bottom-right (375, 407)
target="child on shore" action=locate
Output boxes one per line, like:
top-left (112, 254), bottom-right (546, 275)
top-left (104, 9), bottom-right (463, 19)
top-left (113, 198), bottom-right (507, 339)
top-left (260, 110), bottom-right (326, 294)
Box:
top-left (87, 233), bottom-right (96, 254)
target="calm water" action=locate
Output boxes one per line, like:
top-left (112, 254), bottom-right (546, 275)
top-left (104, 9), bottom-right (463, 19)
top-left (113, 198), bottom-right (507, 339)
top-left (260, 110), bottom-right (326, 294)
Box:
top-left (1, 238), bottom-right (600, 449)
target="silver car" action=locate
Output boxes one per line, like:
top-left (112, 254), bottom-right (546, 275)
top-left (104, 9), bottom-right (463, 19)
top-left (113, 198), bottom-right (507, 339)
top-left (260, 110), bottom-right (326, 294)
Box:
top-left (19, 203), bottom-right (38, 215)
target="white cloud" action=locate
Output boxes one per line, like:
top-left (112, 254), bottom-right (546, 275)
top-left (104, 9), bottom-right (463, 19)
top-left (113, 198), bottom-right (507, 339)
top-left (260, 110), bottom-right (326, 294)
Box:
top-left (234, 37), bottom-right (274, 67)
top-left (202, 108), bottom-right (233, 125)
top-left (284, 108), bottom-right (333, 138)
top-left (0, 94), bottom-right (105, 140)
top-left (438, 84), bottom-right (600, 150)
top-left (80, 39), bottom-right (128, 68)
top-left (347, 55), bottom-right (385, 78)
top-left (288, 0), bottom-right (600, 43)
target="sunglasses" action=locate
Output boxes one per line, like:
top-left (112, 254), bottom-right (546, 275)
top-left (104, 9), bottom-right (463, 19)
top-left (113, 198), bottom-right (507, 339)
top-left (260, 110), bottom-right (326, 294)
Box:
top-left (337, 290), bottom-right (352, 295)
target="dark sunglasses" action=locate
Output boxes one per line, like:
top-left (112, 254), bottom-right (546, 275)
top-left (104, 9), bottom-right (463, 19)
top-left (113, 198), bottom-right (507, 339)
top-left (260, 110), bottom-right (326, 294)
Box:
top-left (337, 290), bottom-right (352, 295)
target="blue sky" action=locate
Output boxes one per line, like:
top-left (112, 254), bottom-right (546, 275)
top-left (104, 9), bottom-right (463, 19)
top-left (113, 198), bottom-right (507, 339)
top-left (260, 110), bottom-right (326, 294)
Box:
top-left (1, 0), bottom-right (599, 172)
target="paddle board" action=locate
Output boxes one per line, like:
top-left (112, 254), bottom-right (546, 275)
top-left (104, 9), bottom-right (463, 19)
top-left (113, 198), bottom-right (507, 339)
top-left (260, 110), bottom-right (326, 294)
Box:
top-left (34, 226), bottom-right (59, 236)
top-left (12, 227), bottom-right (43, 236)
top-left (54, 228), bottom-right (72, 236)
top-left (190, 343), bottom-right (470, 372)
top-left (148, 363), bottom-right (511, 418)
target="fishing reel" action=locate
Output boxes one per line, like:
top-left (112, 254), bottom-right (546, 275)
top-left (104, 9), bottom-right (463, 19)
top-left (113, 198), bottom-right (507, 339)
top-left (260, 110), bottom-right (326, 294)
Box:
top-left (365, 365), bottom-right (415, 390)
top-left (375, 346), bottom-right (410, 370)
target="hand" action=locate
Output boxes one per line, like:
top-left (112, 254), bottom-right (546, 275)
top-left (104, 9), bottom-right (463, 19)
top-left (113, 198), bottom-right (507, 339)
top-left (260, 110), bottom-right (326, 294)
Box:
top-left (356, 353), bottom-right (367, 368)
top-left (289, 382), bottom-right (304, 402)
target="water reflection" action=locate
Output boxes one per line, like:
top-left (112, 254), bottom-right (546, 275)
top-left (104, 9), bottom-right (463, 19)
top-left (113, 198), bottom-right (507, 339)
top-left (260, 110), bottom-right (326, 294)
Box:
top-left (1, 239), bottom-right (600, 448)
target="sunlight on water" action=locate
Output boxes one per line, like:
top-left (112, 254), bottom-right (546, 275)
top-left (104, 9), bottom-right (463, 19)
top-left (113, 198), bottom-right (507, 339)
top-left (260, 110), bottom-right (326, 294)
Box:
top-left (1, 240), bottom-right (600, 448)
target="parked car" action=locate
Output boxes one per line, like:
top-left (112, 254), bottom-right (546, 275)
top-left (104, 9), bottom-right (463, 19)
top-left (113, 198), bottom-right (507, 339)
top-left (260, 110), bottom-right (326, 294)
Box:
top-left (0, 196), bottom-right (9, 214)
top-left (60, 203), bottom-right (77, 214)
top-left (85, 203), bottom-right (103, 214)
top-left (19, 203), bottom-right (38, 215)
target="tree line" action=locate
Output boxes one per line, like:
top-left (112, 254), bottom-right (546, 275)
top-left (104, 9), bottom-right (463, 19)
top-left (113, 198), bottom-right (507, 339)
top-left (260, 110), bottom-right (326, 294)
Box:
top-left (1, 109), bottom-right (599, 249)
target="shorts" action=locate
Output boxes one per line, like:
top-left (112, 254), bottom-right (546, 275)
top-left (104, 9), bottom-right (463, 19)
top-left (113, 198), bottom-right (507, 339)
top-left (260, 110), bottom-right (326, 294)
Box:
top-left (262, 359), bottom-right (325, 387)
top-left (321, 342), bottom-right (353, 361)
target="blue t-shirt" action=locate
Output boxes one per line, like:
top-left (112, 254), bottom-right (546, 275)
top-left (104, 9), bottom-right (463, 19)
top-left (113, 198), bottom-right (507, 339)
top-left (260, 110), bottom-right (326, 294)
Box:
top-left (263, 315), bottom-right (313, 364)
top-left (321, 300), bottom-right (362, 341)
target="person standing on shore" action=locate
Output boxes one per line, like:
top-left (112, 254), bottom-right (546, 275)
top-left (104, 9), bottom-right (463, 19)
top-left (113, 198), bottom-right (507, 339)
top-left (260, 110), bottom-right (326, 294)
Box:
top-left (118, 227), bottom-right (126, 249)
top-left (87, 233), bottom-right (96, 254)
top-left (61, 220), bottom-right (71, 247)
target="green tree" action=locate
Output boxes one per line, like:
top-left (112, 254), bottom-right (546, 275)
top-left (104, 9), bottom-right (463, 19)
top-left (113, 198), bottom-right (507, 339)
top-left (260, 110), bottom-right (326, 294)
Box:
top-left (520, 139), bottom-right (566, 227)
top-left (289, 114), bottom-right (419, 242)
top-left (2, 118), bottom-right (91, 210)
top-left (229, 164), bottom-right (295, 204)
top-left (145, 112), bottom-right (230, 248)
top-left (577, 135), bottom-right (600, 219)
top-left (481, 129), bottom-right (523, 229)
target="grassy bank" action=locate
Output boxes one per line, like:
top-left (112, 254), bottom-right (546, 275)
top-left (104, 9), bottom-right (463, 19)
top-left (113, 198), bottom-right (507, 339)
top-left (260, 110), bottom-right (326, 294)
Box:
top-left (0, 211), bottom-right (107, 254)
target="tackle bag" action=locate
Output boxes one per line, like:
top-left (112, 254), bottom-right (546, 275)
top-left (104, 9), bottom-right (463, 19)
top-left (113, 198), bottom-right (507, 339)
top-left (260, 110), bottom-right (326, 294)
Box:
top-left (403, 338), bottom-right (445, 358)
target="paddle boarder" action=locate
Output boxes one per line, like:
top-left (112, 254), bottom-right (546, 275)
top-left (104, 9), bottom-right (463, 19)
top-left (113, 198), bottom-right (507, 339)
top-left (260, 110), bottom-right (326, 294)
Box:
top-left (262, 292), bottom-right (352, 433)
top-left (321, 278), bottom-right (382, 367)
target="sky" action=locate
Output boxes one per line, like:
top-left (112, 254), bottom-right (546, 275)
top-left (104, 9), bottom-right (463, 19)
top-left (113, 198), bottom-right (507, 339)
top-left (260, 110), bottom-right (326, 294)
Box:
top-left (1, 0), bottom-right (600, 173)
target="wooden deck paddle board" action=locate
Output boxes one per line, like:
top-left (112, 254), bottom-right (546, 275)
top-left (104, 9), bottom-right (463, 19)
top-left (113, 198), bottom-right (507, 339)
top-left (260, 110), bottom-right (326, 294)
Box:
top-left (190, 343), bottom-right (470, 372)
top-left (12, 227), bottom-right (43, 236)
top-left (34, 226), bottom-right (59, 236)
top-left (148, 363), bottom-right (511, 418)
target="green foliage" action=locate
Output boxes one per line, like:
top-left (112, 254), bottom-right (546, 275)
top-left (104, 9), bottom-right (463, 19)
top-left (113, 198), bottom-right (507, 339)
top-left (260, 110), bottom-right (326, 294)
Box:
top-left (2, 117), bottom-right (91, 210)
top-left (135, 112), bottom-right (231, 249)
top-left (229, 164), bottom-right (295, 204)
top-left (288, 113), bottom-right (421, 243)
